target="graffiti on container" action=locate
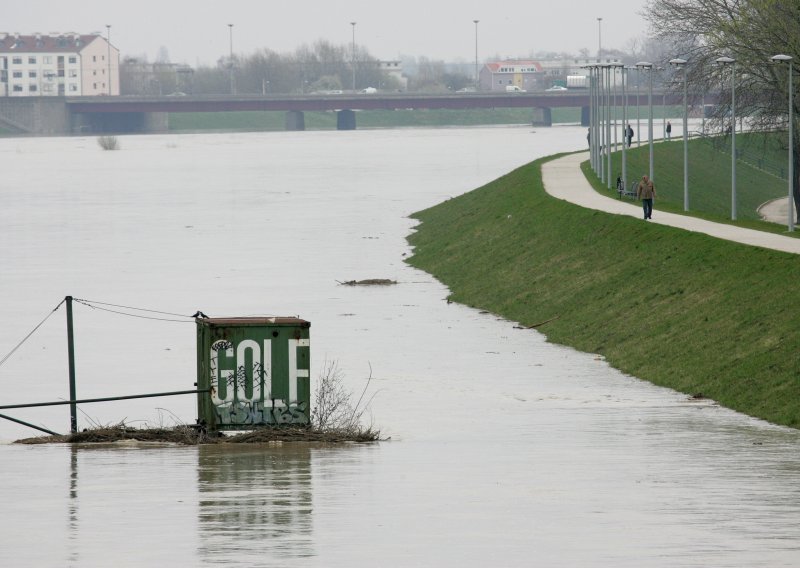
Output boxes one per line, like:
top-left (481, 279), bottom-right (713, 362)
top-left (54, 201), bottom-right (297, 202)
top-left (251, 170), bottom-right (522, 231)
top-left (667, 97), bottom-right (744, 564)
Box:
top-left (209, 339), bottom-right (309, 425)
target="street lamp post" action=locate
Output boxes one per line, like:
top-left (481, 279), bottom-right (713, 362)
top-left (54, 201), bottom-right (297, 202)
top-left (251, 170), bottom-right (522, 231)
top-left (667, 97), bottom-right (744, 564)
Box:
top-left (771, 54), bottom-right (794, 232)
top-left (605, 65), bottom-right (612, 188)
top-left (228, 24), bottom-right (235, 95)
top-left (637, 62), bottom-right (654, 180)
top-left (716, 56), bottom-right (737, 220)
top-left (622, 66), bottom-right (628, 193)
top-left (600, 64), bottom-right (607, 184)
top-left (585, 65), bottom-right (597, 173)
top-left (473, 20), bottom-right (479, 90)
top-left (636, 69), bottom-right (641, 147)
top-left (670, 58), bottom-right (689, 211)
top-left (105, 25), bottom-right (111, 95)
top-left (351, 22), bottom-right (357, 91)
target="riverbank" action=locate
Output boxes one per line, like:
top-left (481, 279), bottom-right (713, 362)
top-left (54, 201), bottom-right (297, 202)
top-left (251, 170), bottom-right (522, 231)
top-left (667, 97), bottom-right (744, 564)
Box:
top-left (406, 154), bottom-right (800, 429)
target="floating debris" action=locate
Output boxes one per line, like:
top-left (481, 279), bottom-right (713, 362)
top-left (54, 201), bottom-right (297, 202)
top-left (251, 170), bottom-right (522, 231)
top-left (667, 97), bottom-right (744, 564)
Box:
top-left (14, 424), bottom-right (380, 445)
top-left (337, 279), bottom-right (397, 286)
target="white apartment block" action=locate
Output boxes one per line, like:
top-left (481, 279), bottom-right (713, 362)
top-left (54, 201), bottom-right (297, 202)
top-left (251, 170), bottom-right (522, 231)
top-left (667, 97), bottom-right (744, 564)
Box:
top-left (0, 32), bottom-right (119, 96)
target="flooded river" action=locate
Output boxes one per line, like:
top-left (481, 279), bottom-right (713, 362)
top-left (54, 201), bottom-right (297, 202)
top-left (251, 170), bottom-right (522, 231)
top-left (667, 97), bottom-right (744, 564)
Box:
top-left (1, 127), bottom-right (799, 567)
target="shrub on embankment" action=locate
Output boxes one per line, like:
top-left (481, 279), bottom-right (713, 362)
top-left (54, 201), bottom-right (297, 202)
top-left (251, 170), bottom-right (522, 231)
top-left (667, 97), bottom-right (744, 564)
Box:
top-left (406, 155), bottom-right (800, 428)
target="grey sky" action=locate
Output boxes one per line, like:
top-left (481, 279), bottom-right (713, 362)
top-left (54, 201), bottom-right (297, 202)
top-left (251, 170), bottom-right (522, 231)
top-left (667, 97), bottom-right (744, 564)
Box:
top-left (9, 1), bottom-right (651, 66)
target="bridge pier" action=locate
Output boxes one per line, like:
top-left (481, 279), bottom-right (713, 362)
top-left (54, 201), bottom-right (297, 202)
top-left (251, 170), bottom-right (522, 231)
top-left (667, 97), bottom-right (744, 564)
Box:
top-left (71, 112), bottom-right (168, 134)
top-left (531, 107), bottom-right (552, 127)
top-left (581, 106), bottom-right (590, 127)
top-left (285, 110), bottom-right (306, 131)
top-left (337, 109), bottom-right (356, 130)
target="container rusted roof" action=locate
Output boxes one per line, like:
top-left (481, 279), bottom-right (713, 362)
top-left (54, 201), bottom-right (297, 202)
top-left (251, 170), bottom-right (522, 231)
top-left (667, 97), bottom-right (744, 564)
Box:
top-left (197, 317), bottom-right (309, 327)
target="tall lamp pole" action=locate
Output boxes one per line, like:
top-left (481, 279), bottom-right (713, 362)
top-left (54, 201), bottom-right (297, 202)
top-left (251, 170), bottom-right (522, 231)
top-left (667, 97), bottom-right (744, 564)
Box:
top-left (716, 56), bottom-right (737, 220)
top-left (105, 25), bottom-right (111, 95)
top-left (637, 62), bottom-right (654, 180)
top-left (351, 22), bottom-right (357, 91)
top-left (771, 54), bottom-right (794, 232)
top-left (622, 66), bottom-right (629, 192)
top-left (605, 64), bottom-right (612, 188)
top-left (670, 58), bottom-right (689, 210)
top-left (597, 17), bottom-right (602, 59)
top-left (473, 20), bottom-right (480, 90)
top-left (228, 24), bottom-right (235, 95)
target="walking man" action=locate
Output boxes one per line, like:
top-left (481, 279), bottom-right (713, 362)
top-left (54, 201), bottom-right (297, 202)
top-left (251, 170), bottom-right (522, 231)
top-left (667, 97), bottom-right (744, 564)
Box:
top-left (666, 120), bottom-right (672, 140)
top-left (637, 174), bottom-right (656, 220)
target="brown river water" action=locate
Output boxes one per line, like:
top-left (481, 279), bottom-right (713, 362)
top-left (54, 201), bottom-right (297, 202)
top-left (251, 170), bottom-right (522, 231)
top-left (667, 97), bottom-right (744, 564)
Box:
top-left (1, 128), bottom-right (799, 567)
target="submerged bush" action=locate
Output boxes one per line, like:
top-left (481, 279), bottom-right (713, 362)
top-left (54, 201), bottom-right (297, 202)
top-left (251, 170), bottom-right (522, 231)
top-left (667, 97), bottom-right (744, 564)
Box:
top-left (97, 135), bottom-right (119, 150)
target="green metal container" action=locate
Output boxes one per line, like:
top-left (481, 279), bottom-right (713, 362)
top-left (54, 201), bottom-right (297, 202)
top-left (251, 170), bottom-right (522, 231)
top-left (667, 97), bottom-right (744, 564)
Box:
top-left (196, 317), bottom-right (310, 431)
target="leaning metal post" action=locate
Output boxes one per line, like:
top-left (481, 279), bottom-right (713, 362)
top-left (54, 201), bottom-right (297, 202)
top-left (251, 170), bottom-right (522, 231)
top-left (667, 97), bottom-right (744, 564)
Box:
top-left (66, 295), bottom-right (77, 433)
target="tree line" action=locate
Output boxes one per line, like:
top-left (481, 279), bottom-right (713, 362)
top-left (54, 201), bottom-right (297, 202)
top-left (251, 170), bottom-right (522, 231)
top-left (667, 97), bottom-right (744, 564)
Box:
top-left (120, 40), bottom-right (476, 96)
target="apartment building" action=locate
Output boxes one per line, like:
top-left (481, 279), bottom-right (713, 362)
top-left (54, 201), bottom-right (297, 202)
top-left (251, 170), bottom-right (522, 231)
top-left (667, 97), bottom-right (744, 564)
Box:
top-left (0, 32), bottom-right (119, 96)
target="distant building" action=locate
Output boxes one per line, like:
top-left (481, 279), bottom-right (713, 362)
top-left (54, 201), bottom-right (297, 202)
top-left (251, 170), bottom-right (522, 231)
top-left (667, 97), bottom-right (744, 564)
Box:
top-left (378, 60), bottom-right (407, 91)
top-left (479, 60), bottom-right (542, 92)
top-left (479, 57), bottom-right (624, 91)
top-left (0, 32), bottom-right (119, 97)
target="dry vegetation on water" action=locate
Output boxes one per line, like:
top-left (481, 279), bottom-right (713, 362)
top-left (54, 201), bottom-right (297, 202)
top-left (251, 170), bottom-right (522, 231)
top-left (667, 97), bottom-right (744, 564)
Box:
top-left (15, 361), bottom-right (380, 445)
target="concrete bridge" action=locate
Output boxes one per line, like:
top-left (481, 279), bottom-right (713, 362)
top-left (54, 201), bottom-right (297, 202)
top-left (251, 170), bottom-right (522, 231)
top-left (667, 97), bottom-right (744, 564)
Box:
top-left (0, 91), bottom-right (691, 135)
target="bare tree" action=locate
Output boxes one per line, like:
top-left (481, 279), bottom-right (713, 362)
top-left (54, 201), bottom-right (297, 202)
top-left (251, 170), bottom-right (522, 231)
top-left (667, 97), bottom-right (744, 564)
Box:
top-left (645, 0), bottom-right (800, 217)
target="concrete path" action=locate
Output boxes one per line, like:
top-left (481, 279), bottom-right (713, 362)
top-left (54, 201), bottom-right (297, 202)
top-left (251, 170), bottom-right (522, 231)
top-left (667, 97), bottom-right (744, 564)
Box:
top-left (542, 152), bottom-right (800, 255)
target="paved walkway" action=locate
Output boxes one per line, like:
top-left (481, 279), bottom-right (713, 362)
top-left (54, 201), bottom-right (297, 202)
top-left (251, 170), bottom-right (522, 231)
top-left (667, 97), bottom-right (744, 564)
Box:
top-left (542, 152), bottom-right (800, 255)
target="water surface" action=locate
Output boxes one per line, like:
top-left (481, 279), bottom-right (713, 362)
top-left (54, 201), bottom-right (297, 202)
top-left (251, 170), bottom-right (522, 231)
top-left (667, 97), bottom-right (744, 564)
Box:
top-left (1, 127), bottom-right (799, 567)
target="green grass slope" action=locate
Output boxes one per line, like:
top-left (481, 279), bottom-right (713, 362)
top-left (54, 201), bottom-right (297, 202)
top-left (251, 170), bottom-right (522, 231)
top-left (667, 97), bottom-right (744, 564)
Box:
top-left (407, 155), bottom-right (800, 428)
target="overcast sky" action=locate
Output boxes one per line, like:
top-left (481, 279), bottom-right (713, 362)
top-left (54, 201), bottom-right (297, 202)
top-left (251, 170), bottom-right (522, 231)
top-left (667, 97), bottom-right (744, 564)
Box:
top-left (9, 1), bottom-right (651, 66)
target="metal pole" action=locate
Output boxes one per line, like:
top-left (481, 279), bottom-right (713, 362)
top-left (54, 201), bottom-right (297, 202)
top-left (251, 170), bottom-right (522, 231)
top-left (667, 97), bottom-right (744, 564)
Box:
top-left (597, 17), bottom-right (602, 59)
top-left (671, 58), bottom-right (689, 209)
top-left (0, 413), bottom-right (60, 436)
top-left (731, 61), bottom-right (737, 220)
top-left (790, 60), bottom-right (794, 231)
top-left (66, 296), bottom-right (77, 433)
top-left (106, 25), bottom-right (111, 95)
top-left (637, 73), bottom-right (641, 146)
top-left (0, 389), bottom-right (211, 411)
top-left (622, 67), bottom-right (627, 193)
top-left (683, 69), bottom-right (689, 210)
top-left (600, 66), bottom-right (606, 183)
top-left (613, 65), bottom-right (618, 153)
top-left (351, 22), bottom-right (357, 91)
top-left (228, 24), bottom-right (234, 95)
top-left (649, 68), bottom-right (654, 180)
top-left (606, 65), bottom-right (612, 189)
top-left (474, 20), bottom-right (479, 90)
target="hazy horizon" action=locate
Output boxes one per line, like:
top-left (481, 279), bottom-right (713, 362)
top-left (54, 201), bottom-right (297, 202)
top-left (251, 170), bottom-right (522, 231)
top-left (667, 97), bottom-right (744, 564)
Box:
top-left (8, 0), bottom-right (650, 67)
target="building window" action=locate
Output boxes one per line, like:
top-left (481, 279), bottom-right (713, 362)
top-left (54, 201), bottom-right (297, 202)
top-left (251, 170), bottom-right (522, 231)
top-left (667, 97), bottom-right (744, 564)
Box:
top-left (43, 84), bottom-right (53, 92)
top-left (12, 71), bottom-right (22, 78)
top-left (12, 85), bottom-right (22, 92)
top-left (69, 56), bottom-right (77, 64)
top-left (93, 70), bottom-right (97, 76)
top-left (93, 55), bottom-right (97, 62)
top-left (29, 84), bottom-right (37, 92)
top-left (29, 71), bottom-right (37, 78)
top-left (69, 69), bottom-right (78, 78)
top-left (93, 82), bottom-right (97, 89)
top-left (28, 56), bottom-right (36, 64)
top-left (43, 56), bottom-right (52, 64)
top-left (12, 57), bottom-right (22, 65)
top-left (70, 84), bottom-right (78, 92)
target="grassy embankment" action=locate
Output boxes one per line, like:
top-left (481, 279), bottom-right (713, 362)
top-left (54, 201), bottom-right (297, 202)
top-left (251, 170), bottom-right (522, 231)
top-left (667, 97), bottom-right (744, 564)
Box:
top-left (406, 137), bottom-right (800, 428)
